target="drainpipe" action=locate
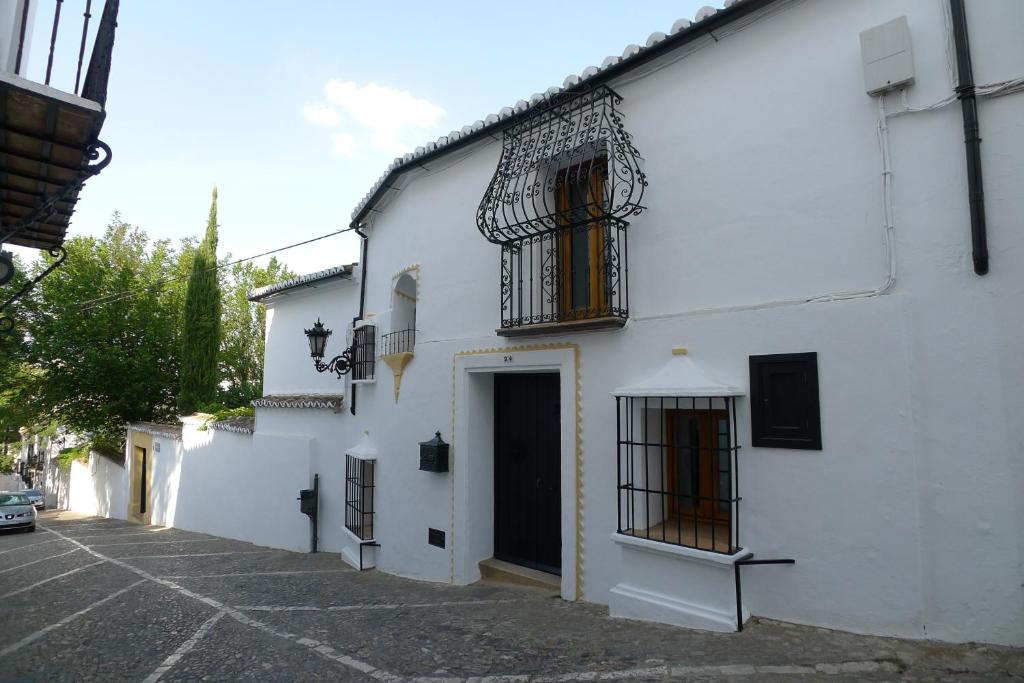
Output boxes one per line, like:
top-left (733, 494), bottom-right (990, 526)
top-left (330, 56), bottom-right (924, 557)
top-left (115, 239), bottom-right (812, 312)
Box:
top-left (949, 0), bottom-right (988, 275)
top-left (350, 225), bottom-right (369, 415)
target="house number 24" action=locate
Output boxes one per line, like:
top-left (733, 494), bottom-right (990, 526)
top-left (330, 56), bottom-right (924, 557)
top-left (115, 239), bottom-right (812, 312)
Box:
top-left (503, 355), bottom-right (514, 364)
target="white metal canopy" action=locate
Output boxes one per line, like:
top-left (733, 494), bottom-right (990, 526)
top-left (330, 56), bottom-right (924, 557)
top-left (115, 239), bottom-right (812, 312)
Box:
top-left (346, 431), bottom-right (378, 461)
top-left (612, 351), bottom-right (744, 397)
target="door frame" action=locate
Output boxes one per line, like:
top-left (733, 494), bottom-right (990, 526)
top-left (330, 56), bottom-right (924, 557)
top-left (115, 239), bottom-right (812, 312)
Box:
top-left (128, 430), bottom-right (153, 524)
top-left (452, 344), bottom-right (580, 600)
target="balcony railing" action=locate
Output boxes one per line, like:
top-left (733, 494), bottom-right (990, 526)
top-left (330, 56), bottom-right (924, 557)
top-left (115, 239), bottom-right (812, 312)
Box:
top-left (380, 328), bottom-right (415, 356)
top-left (500, 218), bottom-right (628, 332)
top-left (12, 0), bottom-right (119, 105)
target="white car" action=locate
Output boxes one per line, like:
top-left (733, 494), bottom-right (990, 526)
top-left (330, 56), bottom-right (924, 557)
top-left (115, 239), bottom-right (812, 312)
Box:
top-left (0, 492), bottom-right (37, 532)
top-left (22, 488), bottom-right (45, 510)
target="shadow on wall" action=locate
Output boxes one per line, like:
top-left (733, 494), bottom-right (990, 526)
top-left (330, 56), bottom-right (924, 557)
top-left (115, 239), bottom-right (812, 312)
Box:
top-left (64, 452), bottom-right (127, 520)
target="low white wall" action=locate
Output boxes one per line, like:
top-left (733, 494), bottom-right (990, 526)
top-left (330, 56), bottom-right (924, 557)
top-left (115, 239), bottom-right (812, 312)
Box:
top-left (122, 420), bottom-right (329, 554)
top-left (64, 452), bottom-right (128, 520)
top-left (0, 473), bottom-right (24, 491)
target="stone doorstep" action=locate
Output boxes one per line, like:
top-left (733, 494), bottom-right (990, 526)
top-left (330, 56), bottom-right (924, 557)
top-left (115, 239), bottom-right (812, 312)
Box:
top-left (479, 557), bottom-right (561, 593)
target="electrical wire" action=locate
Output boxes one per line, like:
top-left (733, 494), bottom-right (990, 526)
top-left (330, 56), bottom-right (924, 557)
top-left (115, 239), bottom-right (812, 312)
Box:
top-left (63, 227), bottom-right (357, 314)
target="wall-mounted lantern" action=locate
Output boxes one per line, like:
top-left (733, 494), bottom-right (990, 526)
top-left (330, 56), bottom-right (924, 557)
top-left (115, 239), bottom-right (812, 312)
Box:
top-left (0, 250), bottom-right (14, 286)
top-left (419, 431), bottom-right (449, 473)
top-left (304, 318), bottom-right (357, 379)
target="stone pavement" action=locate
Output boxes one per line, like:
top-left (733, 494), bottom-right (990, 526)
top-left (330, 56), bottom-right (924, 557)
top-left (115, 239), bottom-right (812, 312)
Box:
top-left (0, 512), bottom-right (1020, 682)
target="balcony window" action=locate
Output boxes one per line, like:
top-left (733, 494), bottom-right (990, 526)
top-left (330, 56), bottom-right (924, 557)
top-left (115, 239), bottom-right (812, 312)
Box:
top-left (477, 85), bottom-right (645, 336)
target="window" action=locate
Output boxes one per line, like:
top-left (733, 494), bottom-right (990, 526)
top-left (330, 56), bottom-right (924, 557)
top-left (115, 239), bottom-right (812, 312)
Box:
top-left (616, 396), bottom-right (740, 554)
top-left (383, 272), bottom-right (417, 355)
top-left (350, 324), bottom-right (376, 381)
top-left (749, 353), bottom-right (821, 450)
top-left (345, 455), bottom-right (375, 540)
top-left (556, 158), bottom-right (610, 319)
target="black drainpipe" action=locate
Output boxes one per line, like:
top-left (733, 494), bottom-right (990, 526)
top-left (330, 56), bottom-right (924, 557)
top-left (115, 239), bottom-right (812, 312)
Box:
top-left (350, 225), bottom-right (369, 415)
top-left (949, 0), bottom-right (988, 276)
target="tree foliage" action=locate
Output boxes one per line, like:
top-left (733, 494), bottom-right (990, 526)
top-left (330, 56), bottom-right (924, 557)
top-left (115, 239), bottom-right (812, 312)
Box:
top-left (23, 217), bottom-right (187, 443)
top-left (219, 256), bottom-right (294, 404)
top-left (178, 188), bottom-right (222, 414)
top-left (1, 197), bottom-right (297, 442)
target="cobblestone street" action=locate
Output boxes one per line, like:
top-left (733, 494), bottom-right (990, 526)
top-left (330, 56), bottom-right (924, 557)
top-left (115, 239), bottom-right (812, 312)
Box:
top-left (0, 513), bottom-right (1019, 682)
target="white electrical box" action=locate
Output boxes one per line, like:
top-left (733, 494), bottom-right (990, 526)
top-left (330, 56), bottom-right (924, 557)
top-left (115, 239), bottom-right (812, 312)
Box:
top-left (859, 16), bottom-right (915, 96)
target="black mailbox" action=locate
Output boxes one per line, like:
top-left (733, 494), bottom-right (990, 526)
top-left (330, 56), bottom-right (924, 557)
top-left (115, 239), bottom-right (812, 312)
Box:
top-left (299, 488), bottom-right (317, 516)
top-left (419, 431), bottom-right (449, 473)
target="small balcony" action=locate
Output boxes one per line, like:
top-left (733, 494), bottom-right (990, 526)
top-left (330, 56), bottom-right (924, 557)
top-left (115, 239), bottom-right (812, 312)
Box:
top-left (498, 218), bottom-right (628, 336)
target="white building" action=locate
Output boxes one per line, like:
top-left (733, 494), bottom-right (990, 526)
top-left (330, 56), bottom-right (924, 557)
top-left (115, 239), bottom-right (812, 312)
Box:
top-left (119, 0), bottom-right (1022, 647)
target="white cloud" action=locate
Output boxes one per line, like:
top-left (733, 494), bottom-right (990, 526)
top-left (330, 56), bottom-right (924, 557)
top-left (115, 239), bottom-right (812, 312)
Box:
top-left (303, 103), bottom-right (340, 127)
top-left (302, 80), bottom-right (445, 158)
top-left (330, 132), bottom-right (356, 159)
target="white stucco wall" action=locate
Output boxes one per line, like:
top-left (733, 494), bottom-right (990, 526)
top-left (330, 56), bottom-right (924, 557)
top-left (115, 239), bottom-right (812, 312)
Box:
top-left (262, 277), bottom-right (362, 396)
top-left (65, 452), bottom-right (128, 520)
top-left (288, 0), bottom-right (1022, 646)
top-left (0, 0), bottom-right (34, 75)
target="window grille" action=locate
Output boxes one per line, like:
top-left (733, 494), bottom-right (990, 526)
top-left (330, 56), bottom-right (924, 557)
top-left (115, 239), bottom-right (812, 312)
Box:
top-left (476, 84), bottom-right (646, 244)
top-left (351, 325), bottom-right (376, 381)
top-left (345, 455), bottom-right (375, 540)
top-left (616, 395), bottom-right (741, 554)
top-left (501, 218), bottom-right (628, 329)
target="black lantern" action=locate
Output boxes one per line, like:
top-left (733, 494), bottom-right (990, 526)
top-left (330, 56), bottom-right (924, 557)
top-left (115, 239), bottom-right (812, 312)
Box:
top-left (304, 318), bottom-right (332, 359)
top-left (0, 250), bottom-right (14, 286)
top-left (304, 318), bottom-right (358, 378)
top-left (419, 431), bottom-right (449, 473)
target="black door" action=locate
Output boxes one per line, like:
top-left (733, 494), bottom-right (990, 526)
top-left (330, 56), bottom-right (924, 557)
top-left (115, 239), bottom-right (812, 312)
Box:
top-left (494, 372), bottom-right (561, 574)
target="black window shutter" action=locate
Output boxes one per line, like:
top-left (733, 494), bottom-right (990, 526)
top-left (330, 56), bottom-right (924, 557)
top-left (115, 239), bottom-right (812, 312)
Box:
top-left (749, 352), bottom-right (821, 450)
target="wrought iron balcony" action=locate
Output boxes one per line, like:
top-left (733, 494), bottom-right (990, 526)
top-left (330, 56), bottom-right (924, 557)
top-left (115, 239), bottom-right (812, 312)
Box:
top-left (380, 328), bottom-right (415, 356)
top-left (499, 217), bottom-right (628, 335)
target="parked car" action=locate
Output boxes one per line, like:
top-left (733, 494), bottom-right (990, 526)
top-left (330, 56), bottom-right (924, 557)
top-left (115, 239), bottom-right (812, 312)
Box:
top-left (0, 492), bottom-right (36, 532)
top-left (22, 488), bottom-right (44, 510)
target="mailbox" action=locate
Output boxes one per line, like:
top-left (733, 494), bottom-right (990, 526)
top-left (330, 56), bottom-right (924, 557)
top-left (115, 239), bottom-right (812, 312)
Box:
top-left (299, 488), bottom-right (317, 516)
top-left (419, 431), bottom-right (449, 473)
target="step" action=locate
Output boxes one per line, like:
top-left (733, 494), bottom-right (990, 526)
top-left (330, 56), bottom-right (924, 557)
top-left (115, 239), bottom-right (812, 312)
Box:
top-left (478, 558), bottom-right (561, 592)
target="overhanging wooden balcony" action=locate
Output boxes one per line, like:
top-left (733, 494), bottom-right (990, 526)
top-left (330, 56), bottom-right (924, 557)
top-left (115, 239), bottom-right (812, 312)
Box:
top-left (1, 0), bottom-right (119, 252)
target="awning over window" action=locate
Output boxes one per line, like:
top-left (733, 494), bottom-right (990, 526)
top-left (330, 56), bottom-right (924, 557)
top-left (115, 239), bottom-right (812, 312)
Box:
top-left (613, 351), bottom-right (743, 398)
top-left (476, 85), bottom-right (647, 244)
top-left (346, 430), bottom-right (378, 461)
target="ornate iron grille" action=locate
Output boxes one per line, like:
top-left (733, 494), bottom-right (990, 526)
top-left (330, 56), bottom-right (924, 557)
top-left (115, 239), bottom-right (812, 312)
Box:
top-left (616, 395), bottom-right (741, 555)
top-left (345, 455), bottom-right (375, 541)
top-left (501, 217), bottom-right (628, 329)
top-left (351, 325), bottom-right (376, 381)
top-left (477, 85), bottom-right (646, 244)
top-left (380, 328), bottom-right (415, 355)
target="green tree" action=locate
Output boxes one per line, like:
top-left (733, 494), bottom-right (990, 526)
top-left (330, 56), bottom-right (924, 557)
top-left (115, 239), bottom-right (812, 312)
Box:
top-left (219, 256), bottom-right (294, 406)
top-left (0, 254), bottom-right (42, 455)
top-left (24, 215), bottom-right (185, 442)
top-left (178, 187), bottom-right (222, 414)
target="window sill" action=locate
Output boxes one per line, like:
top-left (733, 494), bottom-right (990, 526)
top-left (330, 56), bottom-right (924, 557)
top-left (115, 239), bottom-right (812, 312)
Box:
top-left (344, 526), bottom-right (376, 545)
top-left (497, 316), bottom-right (626, 338)
top-left (611, 532), bottom-right (751, 568)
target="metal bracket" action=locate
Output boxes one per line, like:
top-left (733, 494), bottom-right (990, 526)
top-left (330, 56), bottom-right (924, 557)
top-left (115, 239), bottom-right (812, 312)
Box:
top-left (313, 343), bottom-right (358, 378)
top-left (0, 245), bottom-right (68, 334)
top-left (734, 557), bottom-right (796, 632)
top-left (0, 139), bottom-right (112, 247)
top-left (358, 540), bottom-right (380, 571)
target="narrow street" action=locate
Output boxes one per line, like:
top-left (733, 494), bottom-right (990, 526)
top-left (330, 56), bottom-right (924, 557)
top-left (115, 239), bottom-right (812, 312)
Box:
top-left (0, 513), bottom-right (1019, 682)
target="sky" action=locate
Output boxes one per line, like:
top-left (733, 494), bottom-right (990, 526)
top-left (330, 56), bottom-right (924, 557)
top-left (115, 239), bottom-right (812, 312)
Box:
top-left (13, 0), bottom-right (709, 276)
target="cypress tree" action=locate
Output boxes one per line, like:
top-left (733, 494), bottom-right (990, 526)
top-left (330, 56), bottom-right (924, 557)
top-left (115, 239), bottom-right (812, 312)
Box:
top-left (178, 187), bottom-right (222, 414)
